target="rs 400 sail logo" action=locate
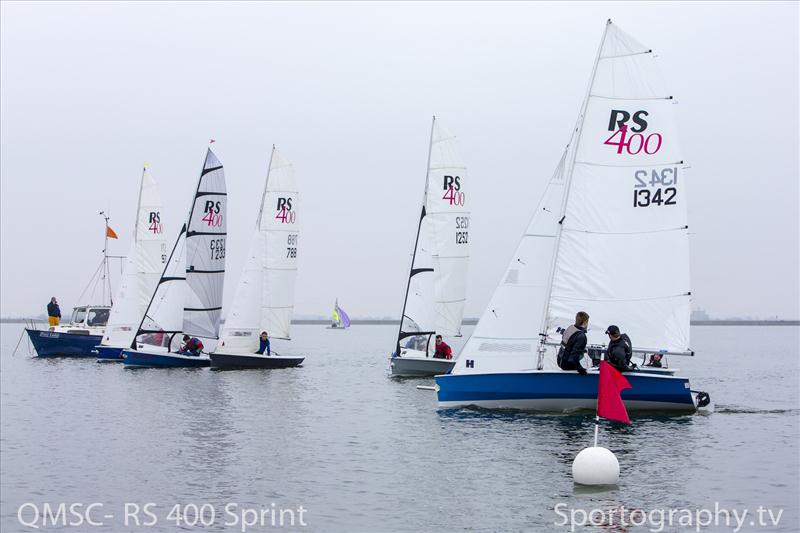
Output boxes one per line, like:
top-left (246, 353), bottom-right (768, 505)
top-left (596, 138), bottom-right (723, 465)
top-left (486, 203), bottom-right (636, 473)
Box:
top-left (275, 197), bottom-right (296, 224)
top-left (201, 201), bottom-right (223, 227)
top-left (147, 211), bottom-right (163, 234)
top-left (603, 109), bottom-right (663, 155)
top-left (441, 175), bottom-right (465, 206)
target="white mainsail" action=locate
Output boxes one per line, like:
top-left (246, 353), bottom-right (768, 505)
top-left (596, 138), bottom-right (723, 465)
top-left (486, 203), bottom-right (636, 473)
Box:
top-left (453, 21), bottom-right (691, 375)
top-left (133, 149), bottom-right (226, 350)
top-left (184, 149), bottom-right (227, 339)
top-left (397, 118), bottom-right (470, 352)
top-left (102, 166), bottom-right (167, 347)
top-left (217, 147), bottom-right (300, 353)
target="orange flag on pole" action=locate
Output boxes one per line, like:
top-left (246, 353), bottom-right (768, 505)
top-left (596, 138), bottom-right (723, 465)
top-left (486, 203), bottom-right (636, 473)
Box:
top-left (597, 361), bottom-right (632, 424)
top-left (106, 226), bottom-right (118, 239)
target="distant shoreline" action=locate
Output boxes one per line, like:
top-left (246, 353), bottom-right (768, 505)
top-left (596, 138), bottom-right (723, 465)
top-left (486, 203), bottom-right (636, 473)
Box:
top-left (3, 318), bottom-right (798, 326)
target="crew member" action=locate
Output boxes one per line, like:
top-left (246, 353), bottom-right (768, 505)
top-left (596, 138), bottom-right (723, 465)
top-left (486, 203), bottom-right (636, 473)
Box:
top-left (558, 311), bottom-right (589, 375)
top-left (180, 335), bottom-right (204, 356)
top-left (256, 331), bottom-right (271, 355)
top-left (605, 325), bottom-right (633, 372)
top-left (433, 335), bottom-right (452, 359)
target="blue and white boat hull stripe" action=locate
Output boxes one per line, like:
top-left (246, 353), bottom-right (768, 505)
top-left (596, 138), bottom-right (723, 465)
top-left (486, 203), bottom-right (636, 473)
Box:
top-left (435, 371), bottom-right (696, 412)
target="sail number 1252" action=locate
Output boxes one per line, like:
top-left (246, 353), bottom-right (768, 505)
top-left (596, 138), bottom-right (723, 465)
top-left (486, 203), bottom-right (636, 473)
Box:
top-left (455, 216), bottom-right (469, 244)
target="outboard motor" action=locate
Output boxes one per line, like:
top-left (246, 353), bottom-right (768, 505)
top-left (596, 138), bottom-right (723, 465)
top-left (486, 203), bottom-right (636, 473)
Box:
top-left (695, 391), bottom-right (711, 408)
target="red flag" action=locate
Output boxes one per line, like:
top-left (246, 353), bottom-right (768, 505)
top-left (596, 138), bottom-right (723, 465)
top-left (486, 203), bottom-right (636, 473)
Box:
top-left (209, 139), bottom-right (216, 144)
top-left (597, 360), bottom-right (632, 424)
top-left (106, 226), bottom-right (118, 239)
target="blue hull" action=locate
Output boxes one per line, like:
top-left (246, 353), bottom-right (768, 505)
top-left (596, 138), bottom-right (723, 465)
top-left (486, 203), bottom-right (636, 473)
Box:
top-left (94, 345), bottom-right (124, 362)
top-left (122, 349), bottom-right (210, 368)
top-left (435, 371), bottom-right (697, 413)
top-left (25, 328), bottom-right (103, 358)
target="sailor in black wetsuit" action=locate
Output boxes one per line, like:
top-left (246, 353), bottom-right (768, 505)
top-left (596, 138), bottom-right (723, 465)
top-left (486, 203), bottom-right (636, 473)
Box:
top-left (558, 311), bottom-right (589, 375)
top-left (605, 325), bottom-right (633, 372)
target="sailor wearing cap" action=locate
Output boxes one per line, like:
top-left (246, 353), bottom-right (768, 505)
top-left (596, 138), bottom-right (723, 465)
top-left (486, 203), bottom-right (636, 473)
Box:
top-left (605, 325), bottom-right (634, 372)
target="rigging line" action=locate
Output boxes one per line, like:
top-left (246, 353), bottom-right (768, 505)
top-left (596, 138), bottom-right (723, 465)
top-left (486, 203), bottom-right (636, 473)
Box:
top-left (562, 225), bottom-right (688, 235)
top-left (575, 160), bottom-right (684, 168)
top-left (553, 292), bottom-right (690, 302)
top-left (537, 20), bottom-right (611, 371)
top-left (599, 50), bottom-right (653, 59)
top-left (589, 94), bottom-right (672, 101)
top-left (523, 233), bottom-right (557, 238)
top-left (396, 115), bottom-right (436, 353)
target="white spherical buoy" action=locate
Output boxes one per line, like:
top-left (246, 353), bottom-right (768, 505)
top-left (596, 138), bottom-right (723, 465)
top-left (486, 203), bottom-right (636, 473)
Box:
top-left (572, 446), bottom-right (620, 485)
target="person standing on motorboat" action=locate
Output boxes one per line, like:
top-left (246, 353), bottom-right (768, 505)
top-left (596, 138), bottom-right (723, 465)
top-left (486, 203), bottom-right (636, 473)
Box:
top-left (180, 335), bottom-right (204, 357)
top-left (47, 297), bottom-right (61, 327)
top-left (433, 335), bottom-right (452, 359)
top-left (557, 311), bottom-right (589, 375)
top-left (605, 325), bottom-right (634, 372)
top-left (256, 331), bottom-right (271, 356)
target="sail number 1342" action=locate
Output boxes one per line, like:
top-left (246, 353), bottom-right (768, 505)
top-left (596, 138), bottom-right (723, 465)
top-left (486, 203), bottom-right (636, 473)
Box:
top-left (633, 167), bottom-right (678, 208)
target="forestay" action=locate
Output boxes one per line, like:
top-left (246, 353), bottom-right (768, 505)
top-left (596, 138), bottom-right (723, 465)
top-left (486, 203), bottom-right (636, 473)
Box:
top-left (102, 166), bottom-right (167, 347)
top-left (397, 118), bottom-right (469, 353)
top-left (217, 147), bottom-right (300, 353)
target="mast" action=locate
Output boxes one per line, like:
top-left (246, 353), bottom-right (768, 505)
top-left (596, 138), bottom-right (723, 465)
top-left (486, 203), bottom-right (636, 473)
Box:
top-left (536, 19), bottom-right (612, 369)
top-left (256, 145), bottom-right (276, 229)
top-left (99, 210), bottom-right (112, 306)
top-left (134, 165), bottom-right (147, 243)
top-left (395, 115), bottom-right (436, 354)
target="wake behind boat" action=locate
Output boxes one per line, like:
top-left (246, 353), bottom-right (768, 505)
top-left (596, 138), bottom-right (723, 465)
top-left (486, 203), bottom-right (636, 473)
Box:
top-left (210, 146), bottom-right (304, 370)
top-left (95, 165), bottom-right (167, 362)
top-left (435, 20), bottom-right (710, 413)
top-left (390, 117), bottom-right (470, 377)
top-left (122, 148), bottom-right (227, 368)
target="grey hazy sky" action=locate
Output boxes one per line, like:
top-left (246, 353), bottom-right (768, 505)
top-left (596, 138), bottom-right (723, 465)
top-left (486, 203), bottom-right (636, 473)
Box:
top-left (1, 1), bottom-right (798, 320)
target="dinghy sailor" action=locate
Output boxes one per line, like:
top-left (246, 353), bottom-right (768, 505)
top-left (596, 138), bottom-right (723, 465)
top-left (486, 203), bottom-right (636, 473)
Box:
top-left (256, 331), bottom-right (271, 356)
top-left (433, 335), bottom-right (452, 360)
top-left (180, 335), bottom-right (204, 357)
top-left (605, 325), bottom-right (634, 372)
top-left (557, 311), bottom-right (589, 375)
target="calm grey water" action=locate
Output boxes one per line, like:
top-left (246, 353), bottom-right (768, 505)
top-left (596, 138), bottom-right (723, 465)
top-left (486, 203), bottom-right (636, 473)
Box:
top-left (1, 324), bottom-right (798, 532)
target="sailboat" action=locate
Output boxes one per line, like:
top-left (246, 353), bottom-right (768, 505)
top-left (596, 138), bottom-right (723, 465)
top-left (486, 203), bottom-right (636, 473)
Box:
top-left (25, 214), bottom-right (119, 357)
top-left (435, 20), bottom-right (710, 412)
top-left (390, 117), bottom-right (470, 376)
top-left (122, 149), bottom-right (227, 368)
top-left (327, 299), bottom-right (350, 329)
top-left (95, 165), bottom-right (167, 361)
top-left (210, 147), bottom-right (304, 369)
